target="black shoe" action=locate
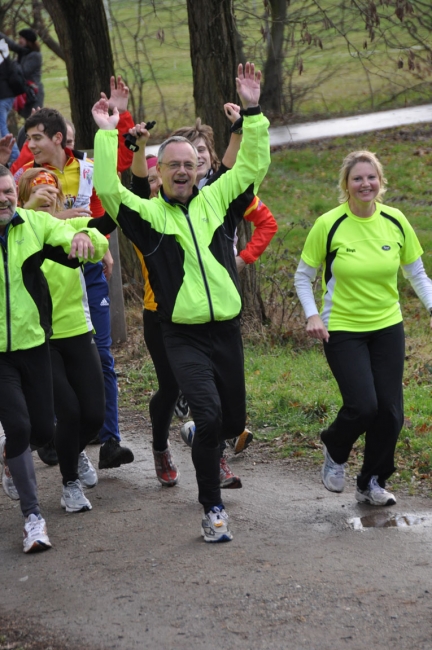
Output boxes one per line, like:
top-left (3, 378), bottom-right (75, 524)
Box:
top-left (37, 440), bottom-right (59, 466)
top-left (98, 438), bottom-right (134, 469)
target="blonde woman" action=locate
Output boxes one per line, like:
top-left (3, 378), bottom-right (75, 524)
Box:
top-left (295, 151), bottom-right (432, 506)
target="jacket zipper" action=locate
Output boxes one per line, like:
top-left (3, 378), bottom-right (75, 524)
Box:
top-left (0, 241), bottom-right (11, 351)
top-left (182, 209), bottom-right (214, 321)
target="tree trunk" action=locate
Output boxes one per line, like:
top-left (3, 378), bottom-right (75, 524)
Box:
top-left (42, 0), bottom-right (114, 149)
top-left (260, 0), bottom-right (288, 117)
top-left (186, 0), bottom-right (263, 324)
top-left (186, 0), bottom-right (238, 159)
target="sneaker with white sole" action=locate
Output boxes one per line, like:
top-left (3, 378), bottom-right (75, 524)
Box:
top-left (174, 392), bottom-right (190, 419)
top-left (227, 429), bottom-right (253, 454)
top-left (321, 443), bottom-right (346, 493)
top-left (78, 451), bottom-right (98, 488)
top-left (355, 475), bottom-right (396, 506)
top-left (0, 434), bottom-right (19, 500)
top-left (153, 445), bottom-right (179, 487)
top-left (180, 421), bottom-right (195, 447)
top-left (201, 506), bottom-right (233, 543)
top-left (220, 456), bottom-right (242, 489)
top-left (61, 479), bottom-right (92, 513)
top-left (23, 513), bottom-right (52, 554)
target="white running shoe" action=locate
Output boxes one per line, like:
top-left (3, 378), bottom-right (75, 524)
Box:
top-left (201, 506), bottom-right (233, 543)
top-left (355, 475), bottom-right (396, 506)
top-left (321, 444), bottom-right (346, 493)
top-left (78, 451), bottom-right (98, 488)
top-left (61, 479), bottom-right (92, 513)
top-left (180, 421), bottom-right (195, 448)
top-left (0, 434), bottom-right (19, 500)
top-left (23, 513), bottom-right (52, 553)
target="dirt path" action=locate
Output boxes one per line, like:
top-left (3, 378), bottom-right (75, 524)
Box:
top-left (1, 410), bottom-right (432, 650)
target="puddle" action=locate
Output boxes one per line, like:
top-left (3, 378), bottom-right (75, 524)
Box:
top-left (348, 513), bottom-right (432, 530)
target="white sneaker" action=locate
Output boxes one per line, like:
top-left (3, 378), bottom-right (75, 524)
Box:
top-left (180, 421), bottom-right (195, 448)
top-left (201, 506), bottom-right (233, 543)
top-left (356, 475), bottom-right (396, 506)
top-left (78, 451), bottom-right (98, 488)
top-left (321, 444), bottom-right (346, 493)
top-left (61, 479), bottom-right (92, 513)
top-left (0, 434), bottom-right (19, 500)
top-left (23, 513), bottom-right (52, 553)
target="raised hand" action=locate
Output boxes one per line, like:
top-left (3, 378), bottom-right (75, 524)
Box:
top-left (101, 75), bottom-right (129, 114)
top-left (224, 103), bottom-right (241, 124)
top-left (92, 97), bottom-right (119, 131)
top-left (129, 122), bottom-right (152, 145)
top-left (235, 62), bottom-right (261, 109)
top-left (0, 134), bottom-right (15, 165)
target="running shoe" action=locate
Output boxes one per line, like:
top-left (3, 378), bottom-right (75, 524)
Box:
top-left (220, 456), bottom-right (242, 489)
top-left (180, 421), bottom-right (195, 448)
top-left (201, 505), bottom-right (233, 543)
top-left (61, 479), bottom-right (92, 513)
top-left (98, 438), bottom-right (134, 469)
top-left (0, 434), bottom-right (19, 500)
top-left (174, 392), bottom-right (190, 419)
top-left (23, 513), bottom-right (52, 554)
top-left (153, 445), bottom-right (179, 487)
top-left (227, 429), bottom-right (253, 454)
top-left (321, 443), bottom-right (346, 493)
top-left (78, 451), bottom-right (98, 488)
top-left (36, 440), bottom-right (58, 466)
top-left (355, 476), bottom-right (396, 506)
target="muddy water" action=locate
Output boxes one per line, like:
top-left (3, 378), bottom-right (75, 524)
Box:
top-left (349, 512), bottom-right (432, 530)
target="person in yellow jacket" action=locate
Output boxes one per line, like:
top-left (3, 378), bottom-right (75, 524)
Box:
top-left (0, 164), bottom-right (107, 553)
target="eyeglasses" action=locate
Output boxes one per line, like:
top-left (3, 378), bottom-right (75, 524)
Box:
top-left (159, 161), bottom-right (197, 171)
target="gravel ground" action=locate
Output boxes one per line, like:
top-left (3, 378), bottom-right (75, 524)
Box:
top-left (1, 409), bottom-right (432, 650)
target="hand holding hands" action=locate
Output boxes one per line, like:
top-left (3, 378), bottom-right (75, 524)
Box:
top-left (235, 62), bottom-right (261, 109)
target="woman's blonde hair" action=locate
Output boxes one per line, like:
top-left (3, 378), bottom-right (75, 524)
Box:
top-left (338, 150), bottom-right (387, 203)
top-left (171, 118), bottom-right (220, 172)
top-left (17, 167), bottom-right (65, 213)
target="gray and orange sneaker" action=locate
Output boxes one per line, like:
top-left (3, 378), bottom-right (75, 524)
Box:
top-left (153, 444), bottom-right (179, 487)
top-left (227, 429), bottom-right (253, 455)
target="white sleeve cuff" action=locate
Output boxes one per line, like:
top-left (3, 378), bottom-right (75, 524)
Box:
top-left (294, 259), bottom-right (320, 319)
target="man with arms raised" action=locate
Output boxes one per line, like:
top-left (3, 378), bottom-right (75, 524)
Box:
top-left (92, 63), bottom-right (270, 542)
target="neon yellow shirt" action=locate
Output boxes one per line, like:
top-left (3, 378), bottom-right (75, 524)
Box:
top-left (301, 202), bottom-right (423, 331)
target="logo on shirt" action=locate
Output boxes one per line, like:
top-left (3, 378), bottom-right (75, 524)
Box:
top-left (382, 245), bottom-right (391, 251)
top-left (100, 298), bottom-right (109, 307)
top-left (15, 238), bottom-right (24, 245)
top-left (346, 248), bottom-right (356, 253)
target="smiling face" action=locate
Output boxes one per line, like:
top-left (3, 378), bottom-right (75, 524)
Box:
top-left (347, 162), bottom-right (380, 207)
top-left (193, 137), bottom-right (212, 182)
top-left (26, 124), bottom-right (63, 166)
top-left (157, 142), bottom-right (198, 203)
top-left (0, 173), bottom-right (17, 233)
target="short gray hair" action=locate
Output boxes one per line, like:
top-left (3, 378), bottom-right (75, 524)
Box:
top-left (0, 164), bottom-right (15, 183)
top-left (157, 136), bottom-right (198, 164)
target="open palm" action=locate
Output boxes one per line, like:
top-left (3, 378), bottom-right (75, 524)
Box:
top-left (235, 62), bottom-right (261, 109)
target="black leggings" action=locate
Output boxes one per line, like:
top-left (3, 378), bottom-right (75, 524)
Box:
top-left (321, 322), bottom-right (405, 490)
top-left (49, 332), bottom-right (105, 485)
top-left (161, 318), bottom-right (246, 511)
top-left (0, 342), bottom-right (54, 458)
top-left (143, 309), bottom-right (179, 452)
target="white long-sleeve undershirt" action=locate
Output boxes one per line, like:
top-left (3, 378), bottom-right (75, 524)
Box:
top-left (294, 257), bottom-right (432, 320)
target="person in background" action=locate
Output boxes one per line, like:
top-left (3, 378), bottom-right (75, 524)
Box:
top-left (0, 28), bottom-right (43, 117)
top-left (13, 78), bottom-right (135, 471)
top-left (17, 167), bottom-right (108, 513)
top-left (0, 38), bottom-right (20, 162)
top-left (294, 150), bottom-right (432, 506)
